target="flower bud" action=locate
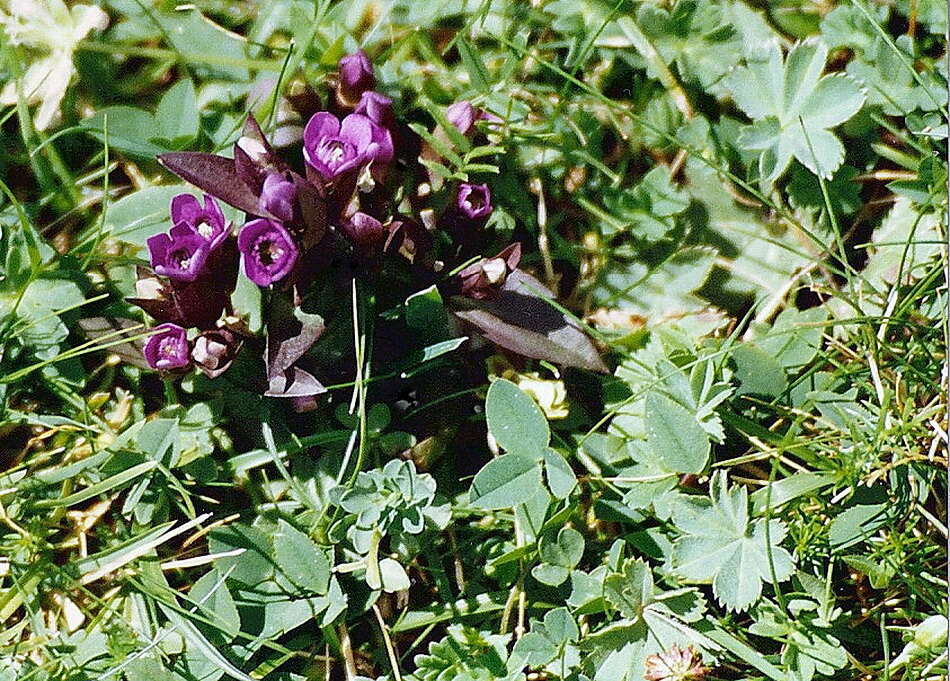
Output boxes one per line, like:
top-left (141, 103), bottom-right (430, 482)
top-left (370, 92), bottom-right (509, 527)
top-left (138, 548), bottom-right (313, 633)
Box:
top-left (457, 243), bottom-right (521, 300)
top-left (259, 173), bottom-right (297, 222)
top-left (337, 50), bottom-right (375, 106)
top-left (341, 212), bottom-right (386, 251)
top-left (191, 328), bottom-right (240, 378)
top-left (355, 91), bottom-right (394, 128)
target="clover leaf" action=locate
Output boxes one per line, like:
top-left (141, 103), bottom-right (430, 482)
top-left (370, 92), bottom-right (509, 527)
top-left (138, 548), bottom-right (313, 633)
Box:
top-left (727, 39), bottom-right (865, 185)
top-left (671, 472), bottom-right (795, 611)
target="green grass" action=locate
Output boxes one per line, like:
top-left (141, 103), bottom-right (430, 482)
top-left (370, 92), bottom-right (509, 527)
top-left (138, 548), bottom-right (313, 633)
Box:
top-left (0, 0), bottom-right (946, 680)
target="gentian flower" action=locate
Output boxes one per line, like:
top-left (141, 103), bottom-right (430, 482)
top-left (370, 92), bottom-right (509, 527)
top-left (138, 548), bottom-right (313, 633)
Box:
top-left (456, 183), bottom-right (492, 220)
top-left (458, 243), bottom-right (521, 300)
top-left (146, 224), bottom-right (213, 283)
top-left (191, 328), bottom-right (240, 378)
top-left (341, 212), bottom-right (385, 250)
top-left (238, 219), bottom-right (299, 286)
top-left (259, 173), bottom-right (297, 222)
top-left (337, 50), bottom-right (375, 106)
top-left (170, 193), bottom-right (227, 243)
top-left (143, 323), bottom-right (190, 371)
top-left (446, 101), bottom-right (500, 136)
top-left (355, 91), bottom-right (394, 127)
top-left (303, 112), bottom-right (393, 180)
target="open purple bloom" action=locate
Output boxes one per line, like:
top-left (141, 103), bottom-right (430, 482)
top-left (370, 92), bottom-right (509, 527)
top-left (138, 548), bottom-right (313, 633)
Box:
top-left (238, 219), bottom-right (299, 286)
top-left (355, 91), bottom-right (394, 127)
top-left (341, 211), bottom-right (385, 250)
top-left (303, 112), bottom-right (393, 180)
top-left (259, 173), bottom-right (297, 222)
top-left (457, 183), bottom-right (492, 220)
top-left (337, 50), bottom-right (375, 105)
top-left (170, 193), bottom-right (227, 243)
top-left (147, 223), bottom-right (212, 282)
top-left (144, 323), bottom-right (190, 370)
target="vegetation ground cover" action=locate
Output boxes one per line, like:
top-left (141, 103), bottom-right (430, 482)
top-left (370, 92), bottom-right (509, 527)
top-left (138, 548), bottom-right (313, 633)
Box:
top-left (0, 0), bottom-right (947, 680)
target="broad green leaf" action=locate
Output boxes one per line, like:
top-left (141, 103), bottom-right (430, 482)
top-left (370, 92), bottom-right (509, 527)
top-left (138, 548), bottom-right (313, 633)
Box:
top-left (645, 391), bottom-right (710, 474)
top-left (732, 343), bottom-right (787, 397)
top-left (470, 453), bottom-right (543, 510)
top-left (155, 78), bottom-right (199, 146)
top-left (378, 558), bottom-right (411, 593)
top-left (828, 503), bottom-right (889, 550)
top-left (273, 520), bottom-right (330, 595)
top-left (485, 378), bottom-right (550, 458)
top-left (799, 74), bottom-right (866, 128)
top-left (728, 38), bottom-right (865, 184)
top-left (158, 603), bottom-right (255, 681)
top-left (80, 106), bottom-right (167, 158)
top-left (672, 473), bottom-right (795, 611)
top-left (542, 447), bottom-right (577, 499)
top-left (189, 571), bottom-right (240, 637)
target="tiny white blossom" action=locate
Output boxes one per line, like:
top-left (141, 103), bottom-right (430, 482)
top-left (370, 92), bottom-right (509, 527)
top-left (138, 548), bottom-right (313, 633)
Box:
top-left (0, 0), bottom-right (108, 130)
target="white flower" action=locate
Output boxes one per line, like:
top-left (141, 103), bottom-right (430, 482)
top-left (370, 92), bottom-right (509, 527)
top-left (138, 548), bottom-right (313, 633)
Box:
top-left (0, 0), bottom-right (108, 130)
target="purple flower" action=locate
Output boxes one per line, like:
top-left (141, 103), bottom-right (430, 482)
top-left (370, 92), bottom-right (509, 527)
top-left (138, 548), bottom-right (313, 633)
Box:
top-left (458, 243), bottom-right (521, 300)
top-left (147, 224), bottom-right (212, 282)
top-left (337, 50), bottom-right (375, 105)
top-left (238, 219), bottom-right (299, 286)
top-left (303, 112), bottom-right (393, 180)
top-left (457, 183), bottom-right (492, 220)
top-left (259, 173), bottom-right (297, 222)
top-left (355, 91), bottom-right (394, 127)
top-left (341, 211), bottom-right (385, 250)
top-left (144, 323), bottom-right (190, 370)
top-left (170, 193), bottom-right (227, 243)
top-left (446, 101), bottom-right (500, 136)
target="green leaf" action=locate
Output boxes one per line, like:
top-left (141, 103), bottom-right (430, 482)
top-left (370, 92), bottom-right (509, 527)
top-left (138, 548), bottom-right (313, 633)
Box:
top-left (188, 571), bottom-right (240, 637)
top-left (273, 520), bottom-right (330, 595)
top-left (378, 558), bottom-right (411, 593)
top-left (405, 285), bottom-right (449, 343)
top-left (732, 343), bottom-right (787, 398)
top-left (672, 473), bottom-right (795, 611)
top-left (80, 106), bottom-right (167, 158)
top-left (645, 391), bottom-right (710, 474)
top-left (828, 503), bottom-right (889, 550)
top-left (456, 36), bottom-right (491, 93)
top-left (158, 603), bottom-right (255, 681)
top-left (470, 453), bottom-right (544, 510)
top-left (155, 78), bottom-right (199, 147)
top-left (542, 447), bottom-right (577, 499)
top-left (485, 378), bottom-right (550, 458)
top-left (727, 38), bottom-right (865, 184)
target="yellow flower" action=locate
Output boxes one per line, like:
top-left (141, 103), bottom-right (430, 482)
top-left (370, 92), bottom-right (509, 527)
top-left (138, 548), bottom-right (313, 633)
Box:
top-left (0, 0), bottom-right (108, 130)
top-left (514, 373), bottom-right (570, 419)
top-left (485, 355), bottom-right (571, 419)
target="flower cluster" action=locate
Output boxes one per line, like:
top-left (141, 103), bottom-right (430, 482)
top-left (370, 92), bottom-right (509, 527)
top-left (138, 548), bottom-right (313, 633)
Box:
top-left (133, 48), bottom-right (605, 397)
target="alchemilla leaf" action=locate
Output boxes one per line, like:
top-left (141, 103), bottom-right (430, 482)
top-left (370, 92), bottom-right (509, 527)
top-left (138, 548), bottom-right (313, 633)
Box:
top-left (728, 39), bottom-right (865, 184)
top-left (672, 473), bottom-right (795, 611)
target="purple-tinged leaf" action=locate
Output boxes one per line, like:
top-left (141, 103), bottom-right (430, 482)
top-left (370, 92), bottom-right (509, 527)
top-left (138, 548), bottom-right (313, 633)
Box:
top-left (265, 366), bottom-right (326, 398)
top-left (265, 296), bottom-right (325, 384)
top-left (78, 317), bottom-right (150, 369)
top-left (452, 271), bottom-right (608, 373)
top-left (158, 152), bottom-right (278, 220)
